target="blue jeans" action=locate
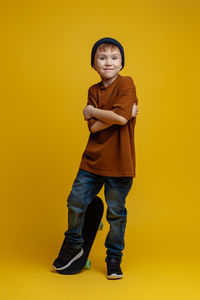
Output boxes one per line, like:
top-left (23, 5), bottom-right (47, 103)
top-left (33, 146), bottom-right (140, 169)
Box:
top-left (64, 169), bottom-right (133, 262)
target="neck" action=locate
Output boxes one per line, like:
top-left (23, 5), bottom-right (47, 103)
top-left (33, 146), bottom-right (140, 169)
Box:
top-left (101, 74), bottom-right (119, 87)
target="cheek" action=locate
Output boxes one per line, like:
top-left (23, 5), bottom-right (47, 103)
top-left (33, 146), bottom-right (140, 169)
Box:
top-left (97, 62), bottom-right (104, 69)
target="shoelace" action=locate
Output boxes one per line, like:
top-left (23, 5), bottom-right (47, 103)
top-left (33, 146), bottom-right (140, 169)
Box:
top-left (58, 239), bottom-right (75, 260)
top-left (107, 261), bottom-right (121, 271)
top-left (61, 246), bottom-right (76, 260)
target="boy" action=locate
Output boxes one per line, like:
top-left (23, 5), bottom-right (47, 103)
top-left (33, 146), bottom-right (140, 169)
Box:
top-left (53, 37), bottom-right (139, 279)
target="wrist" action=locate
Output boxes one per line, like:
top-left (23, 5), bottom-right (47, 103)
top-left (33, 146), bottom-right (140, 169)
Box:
top-left (91, 106), bottom-right (96, 117)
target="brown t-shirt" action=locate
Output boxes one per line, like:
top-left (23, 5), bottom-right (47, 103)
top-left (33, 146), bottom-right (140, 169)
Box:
top-left (79, 73), bottom-right (139, 177)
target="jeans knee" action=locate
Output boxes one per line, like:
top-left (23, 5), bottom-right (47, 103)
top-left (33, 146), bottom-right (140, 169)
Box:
top-left (106, 206), bottom-right (127, 222)
top-left (67, 191), bottom-right (86, 212)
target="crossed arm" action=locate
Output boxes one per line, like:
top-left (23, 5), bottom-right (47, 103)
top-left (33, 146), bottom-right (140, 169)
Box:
top-left (84, 106), bottom-right (128, 133)
top-left (90, 119), bottom-right (116, 133)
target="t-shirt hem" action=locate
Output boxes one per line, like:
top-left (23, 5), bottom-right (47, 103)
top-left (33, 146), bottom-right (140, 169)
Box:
top-left (79, 165), bottom-right (135, 177)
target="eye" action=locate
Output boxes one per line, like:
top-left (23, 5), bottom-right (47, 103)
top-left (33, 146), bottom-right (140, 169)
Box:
top-left (112, 57), bottom-right (118, 60)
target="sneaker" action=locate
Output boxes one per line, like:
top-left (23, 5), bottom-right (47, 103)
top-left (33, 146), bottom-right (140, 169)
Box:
top-left (106, 257), bottom-right (123, 279)
top-left (52, 237), bottom-right (84, 271)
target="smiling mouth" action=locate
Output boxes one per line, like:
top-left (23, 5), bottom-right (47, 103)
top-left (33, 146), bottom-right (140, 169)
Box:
top-left (104, 69), bottom-right (114, 70)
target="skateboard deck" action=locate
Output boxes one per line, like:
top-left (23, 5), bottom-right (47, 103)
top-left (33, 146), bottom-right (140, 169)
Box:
top-left (57, 196), bottom-right (104, 274)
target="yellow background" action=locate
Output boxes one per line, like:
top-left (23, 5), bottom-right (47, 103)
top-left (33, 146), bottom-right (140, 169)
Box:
top-left (1, 0), bottom-right (200, 299)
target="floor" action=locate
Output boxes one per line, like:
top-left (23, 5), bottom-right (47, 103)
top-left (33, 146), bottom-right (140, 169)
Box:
top-left (1, 249), bottom-right (199, 300)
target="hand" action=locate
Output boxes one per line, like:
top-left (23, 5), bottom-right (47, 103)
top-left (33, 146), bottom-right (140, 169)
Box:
top-left (83, 105), bottom-right (94, 120)
top-left (131, 103), bottom-right (139, 118)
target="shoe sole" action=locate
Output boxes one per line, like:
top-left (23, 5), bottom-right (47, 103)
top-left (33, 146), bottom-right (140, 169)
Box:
top-left (107, 273), bottom-right (123, 279)
top-left (52, 248), bottom-right (84, 271)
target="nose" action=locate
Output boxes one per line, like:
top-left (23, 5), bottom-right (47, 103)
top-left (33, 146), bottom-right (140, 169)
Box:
top-left (105, 57), bottom-right (112, 65)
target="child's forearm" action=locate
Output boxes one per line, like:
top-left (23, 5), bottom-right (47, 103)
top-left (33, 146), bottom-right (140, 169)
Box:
top-left (90, 120), bottom-right (114, 133)
top-left (91, 107), bottom-right (125, 125)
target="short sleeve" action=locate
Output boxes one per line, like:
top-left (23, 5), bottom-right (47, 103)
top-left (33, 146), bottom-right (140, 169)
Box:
top-left (87, 87), bottom-right (98, 107)
top-left (87, 118), bottom-right (98, 132)
top-left (87, 87), bottom-right (99, 132)
top-left (112, 77), bottom-right (138, 121)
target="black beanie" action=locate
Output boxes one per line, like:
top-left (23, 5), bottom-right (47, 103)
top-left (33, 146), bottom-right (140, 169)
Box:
top-left (91, 37), bottom-right (125, 70)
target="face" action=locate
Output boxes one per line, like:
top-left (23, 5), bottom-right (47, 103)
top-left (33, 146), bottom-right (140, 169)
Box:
top-left (93, 46), bottom-right (122, 80)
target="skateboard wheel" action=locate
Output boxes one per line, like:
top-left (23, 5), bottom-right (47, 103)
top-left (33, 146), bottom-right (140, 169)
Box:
top-left (84, 259), bottom-right (91, 270)
top-left (98, 221), bottom-right (103, 231)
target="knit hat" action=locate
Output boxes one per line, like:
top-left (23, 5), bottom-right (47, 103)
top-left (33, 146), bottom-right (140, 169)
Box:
top-left (91, 37), bottom-right (125, 70)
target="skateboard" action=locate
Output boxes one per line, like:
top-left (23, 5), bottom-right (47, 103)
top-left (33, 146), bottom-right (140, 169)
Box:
top-left (56, 196), bottom-right (104, 275)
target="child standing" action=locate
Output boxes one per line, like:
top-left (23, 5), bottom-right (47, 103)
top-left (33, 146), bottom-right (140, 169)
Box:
top-left (53, 37), bottom-right (139, 279)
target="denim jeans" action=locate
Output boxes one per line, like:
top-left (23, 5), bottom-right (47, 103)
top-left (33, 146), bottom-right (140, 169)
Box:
top-left (64, 168), bottom-right (133, 262)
